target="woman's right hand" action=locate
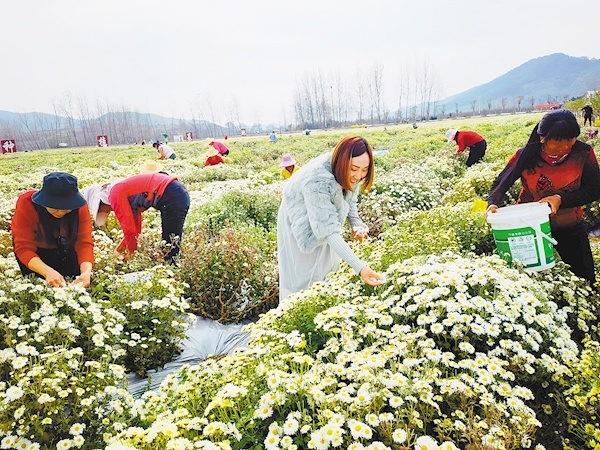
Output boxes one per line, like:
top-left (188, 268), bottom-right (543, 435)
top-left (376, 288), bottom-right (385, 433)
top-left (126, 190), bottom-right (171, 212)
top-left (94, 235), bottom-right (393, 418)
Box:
top-left (485, 204), bottom-right (498, 219)
top-left (359, 266), bottom-right (385, 286)
top-left (45, 268), bottom-right (66, 288)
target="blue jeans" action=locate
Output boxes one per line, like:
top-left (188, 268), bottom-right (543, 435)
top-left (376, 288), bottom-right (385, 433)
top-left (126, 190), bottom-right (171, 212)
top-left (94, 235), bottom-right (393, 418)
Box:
top-left (156, 180), bottom-right (190, 264)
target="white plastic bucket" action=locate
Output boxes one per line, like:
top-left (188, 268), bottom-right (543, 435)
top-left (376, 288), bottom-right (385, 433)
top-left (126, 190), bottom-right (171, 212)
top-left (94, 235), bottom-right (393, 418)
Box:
top-left (486, 203), bottom-right (557, 271)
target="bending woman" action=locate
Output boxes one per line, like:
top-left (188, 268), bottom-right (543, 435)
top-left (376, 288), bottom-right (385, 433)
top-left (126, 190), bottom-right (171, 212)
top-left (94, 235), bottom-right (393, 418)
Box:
top-left (84, 171), bottom-right (190, 264)
top-left (277, 135), bottom-right (384, 302)
top-left (487, 109), bottom-right (600, 283)
top-left (11, 172), bottom-right (94, 288)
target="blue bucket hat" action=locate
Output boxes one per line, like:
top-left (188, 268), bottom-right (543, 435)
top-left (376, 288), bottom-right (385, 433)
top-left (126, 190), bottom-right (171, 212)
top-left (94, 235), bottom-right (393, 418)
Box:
top-left (32, 172), bottom-right (86, 210)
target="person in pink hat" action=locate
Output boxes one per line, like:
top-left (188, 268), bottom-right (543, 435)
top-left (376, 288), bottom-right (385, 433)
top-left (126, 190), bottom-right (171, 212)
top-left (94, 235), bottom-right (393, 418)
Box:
top-left (207, 138), bottom-right (229, 156)
top-left (279, 153), bottom-right (299, 179)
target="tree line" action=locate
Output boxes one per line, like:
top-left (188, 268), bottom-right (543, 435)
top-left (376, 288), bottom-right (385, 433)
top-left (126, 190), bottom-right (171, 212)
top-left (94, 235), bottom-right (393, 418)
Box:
top-left (0, 59), bottom-right (580, 151)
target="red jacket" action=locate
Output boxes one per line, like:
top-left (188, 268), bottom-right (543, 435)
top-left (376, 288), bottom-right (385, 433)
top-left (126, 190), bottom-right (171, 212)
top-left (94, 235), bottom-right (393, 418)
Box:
top-left (205, 155), bottom-right (224, 167)
top-left (108, 173), bottom-right (178, 252)
top-left (455, 130), bottom-right (484, 153)
top-left (11, 190), bottom-right (94, 267)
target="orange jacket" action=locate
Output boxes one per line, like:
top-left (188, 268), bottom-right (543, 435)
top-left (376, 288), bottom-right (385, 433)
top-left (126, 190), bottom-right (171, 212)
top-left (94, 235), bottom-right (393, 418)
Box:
top-left (11, 190), bottom-right (94, 267)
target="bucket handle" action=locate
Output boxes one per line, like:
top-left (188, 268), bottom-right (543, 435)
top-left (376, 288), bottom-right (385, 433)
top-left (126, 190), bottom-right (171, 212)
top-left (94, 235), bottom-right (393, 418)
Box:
top-left (519, 217), bottom-right (558, 246)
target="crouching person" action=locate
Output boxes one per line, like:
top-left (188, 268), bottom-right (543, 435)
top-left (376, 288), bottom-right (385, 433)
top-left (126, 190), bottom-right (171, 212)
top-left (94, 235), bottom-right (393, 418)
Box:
top-left (11, 172), bottom-right (94, 288)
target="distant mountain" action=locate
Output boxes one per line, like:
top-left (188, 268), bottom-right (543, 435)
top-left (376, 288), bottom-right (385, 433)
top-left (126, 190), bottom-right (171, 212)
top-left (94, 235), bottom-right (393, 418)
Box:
top-left (0, 110), bottom-right (72, 127)
top-left (439, 53), bottom-right (600, 113)
top-left (0, 110), bottom-right (222, 131)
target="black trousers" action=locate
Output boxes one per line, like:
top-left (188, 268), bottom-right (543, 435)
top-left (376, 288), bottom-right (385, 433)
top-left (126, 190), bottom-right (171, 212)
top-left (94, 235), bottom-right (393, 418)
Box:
top-left (552, 222), bottom-right (596, 284)
top-left (466, 140), bottom-right (486, 167)
top-left (584, 116), bottom-right (592, 126)
top-left (156, 180), bottom-right (190, 264)
top-left (17, 247), bottom-right (80, 279)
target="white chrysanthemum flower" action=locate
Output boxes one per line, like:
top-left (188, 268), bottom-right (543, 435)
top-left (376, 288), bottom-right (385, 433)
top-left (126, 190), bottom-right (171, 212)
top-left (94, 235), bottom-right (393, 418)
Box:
top-left (5, 385), bottom-right (24, 401)
top-left (254, 405), bottom-right (274, 419)
top-left (56, 438), bottom-right (73, 450)
top-left (69, 422), bottom-right (86, 436)
top-left (348, 444), bottom-right (365, 450)
top-left (392, 428), bottom-right (407, 443)
top-left (11, 356), bottom-right (28, 370)
top-left (347, 419), bottom-right (373, 440)
top-left (414, 435), bottom-right (438, 450)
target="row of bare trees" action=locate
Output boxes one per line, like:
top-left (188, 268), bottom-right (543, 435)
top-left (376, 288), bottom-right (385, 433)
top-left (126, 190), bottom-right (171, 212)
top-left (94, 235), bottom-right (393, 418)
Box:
top-left (293, 60), bottom-right (444, 129)
top-left (0, 92), bottom-right (236, 152)
top-left (462, 93), bottom-right (574, 117)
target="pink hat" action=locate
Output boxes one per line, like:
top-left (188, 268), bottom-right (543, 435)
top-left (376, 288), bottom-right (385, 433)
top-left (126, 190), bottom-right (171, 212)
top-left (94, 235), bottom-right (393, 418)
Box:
top-left (279, 154), bottom-right (296, 167)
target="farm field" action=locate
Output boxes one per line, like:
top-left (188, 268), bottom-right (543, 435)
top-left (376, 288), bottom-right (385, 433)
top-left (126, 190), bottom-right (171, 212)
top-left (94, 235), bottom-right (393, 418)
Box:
top-left (2, 113), bottom-right (600, 450)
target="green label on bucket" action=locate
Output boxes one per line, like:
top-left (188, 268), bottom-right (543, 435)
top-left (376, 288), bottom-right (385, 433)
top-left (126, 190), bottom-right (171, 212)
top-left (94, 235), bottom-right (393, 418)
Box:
top-left (491, 223), bottom-right (555, 269)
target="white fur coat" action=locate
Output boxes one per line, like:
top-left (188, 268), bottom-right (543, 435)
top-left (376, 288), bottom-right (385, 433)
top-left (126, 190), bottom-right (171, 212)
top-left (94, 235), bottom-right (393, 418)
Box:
top-left (279, 153), bottom-right (364, 253)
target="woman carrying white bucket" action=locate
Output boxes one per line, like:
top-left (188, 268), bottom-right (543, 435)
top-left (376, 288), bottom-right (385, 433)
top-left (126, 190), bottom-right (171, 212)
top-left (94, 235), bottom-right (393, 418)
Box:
top-left (486, 109), bottom-right (600, 284)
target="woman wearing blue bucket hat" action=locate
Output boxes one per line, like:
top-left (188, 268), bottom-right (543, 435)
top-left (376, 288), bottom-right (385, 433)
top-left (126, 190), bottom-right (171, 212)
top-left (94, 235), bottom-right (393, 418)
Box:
top-left (10, 172), bottom-right (94, 288)
top-left (487, 109), bottom-right (600, 283)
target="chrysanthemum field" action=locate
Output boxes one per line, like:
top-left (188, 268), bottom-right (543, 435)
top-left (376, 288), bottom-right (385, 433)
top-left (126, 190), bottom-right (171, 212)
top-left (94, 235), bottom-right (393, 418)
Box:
top-left (2, 114), bottom-right (600, 450)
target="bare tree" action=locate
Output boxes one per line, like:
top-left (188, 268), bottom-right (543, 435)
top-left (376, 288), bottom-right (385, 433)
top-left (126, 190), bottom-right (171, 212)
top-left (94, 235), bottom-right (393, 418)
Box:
top-left (76, 94), bottom-right (95, 146)
top-left (57, 91), bottom-right (80, 147)
top-left (515, 95), bottom-right (524, 112)
top-left (227, 96), bottom-right (241, 136)
top-left (396, 64), bottom-right (409, 123)
top-left (48, 98), bottom-right (66, 147)
top-left (418, 60), bottom-right (431, 120)
top-left (355, 68), bottom-right (367, 123)
top-left (367, 62), bottom-right (384, 124)
top-left (17, 112), bottom-right (49, 150)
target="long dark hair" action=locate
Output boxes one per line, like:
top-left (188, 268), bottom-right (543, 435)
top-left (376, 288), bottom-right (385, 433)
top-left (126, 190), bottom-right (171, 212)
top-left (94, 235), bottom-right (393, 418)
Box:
top-left (517, 109), bottom-right (581, 171)
top-left (34, 204), bottom-right (80, 250)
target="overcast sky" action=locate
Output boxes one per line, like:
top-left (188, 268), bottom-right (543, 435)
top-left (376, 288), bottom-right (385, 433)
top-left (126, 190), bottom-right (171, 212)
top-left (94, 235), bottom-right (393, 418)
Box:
top-left (1, 0), bottom-right (597, 125)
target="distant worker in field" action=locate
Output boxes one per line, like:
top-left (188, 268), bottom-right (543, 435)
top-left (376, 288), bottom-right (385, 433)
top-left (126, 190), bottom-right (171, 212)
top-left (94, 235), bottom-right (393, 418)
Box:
top-left (204, 146), bottom-right (225, 167)
top-left (581, 104), bottom-right (593, 127)
top-left (269, 131), bottom-right (278, 143)
top-left (207, 138), bottom-right (230, 156)
top-left (279, 154), bottom-right (299, 179)
top-left (446, 128), bottom-right (487, 167)
top-left (153, 141), bottom-right (176, 160)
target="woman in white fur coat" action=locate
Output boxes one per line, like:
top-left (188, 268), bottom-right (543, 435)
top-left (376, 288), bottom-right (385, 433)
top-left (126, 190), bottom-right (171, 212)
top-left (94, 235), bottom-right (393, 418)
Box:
top-left (277, 135), bottom-right (384, 302)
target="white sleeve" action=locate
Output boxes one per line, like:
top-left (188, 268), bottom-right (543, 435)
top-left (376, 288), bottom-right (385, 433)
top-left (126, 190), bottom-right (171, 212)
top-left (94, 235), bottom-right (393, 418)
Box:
top-left (325, 233), bottom-right (367, 275)
top-left (347, 199), bottom-right (365, 229)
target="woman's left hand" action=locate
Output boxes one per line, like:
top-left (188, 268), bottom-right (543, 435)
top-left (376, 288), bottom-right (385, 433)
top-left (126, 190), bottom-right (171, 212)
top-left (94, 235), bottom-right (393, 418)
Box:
top-left (71, 270), bottom-right (91, 288)
top-left (539, 195), bottom-right (562, 216)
